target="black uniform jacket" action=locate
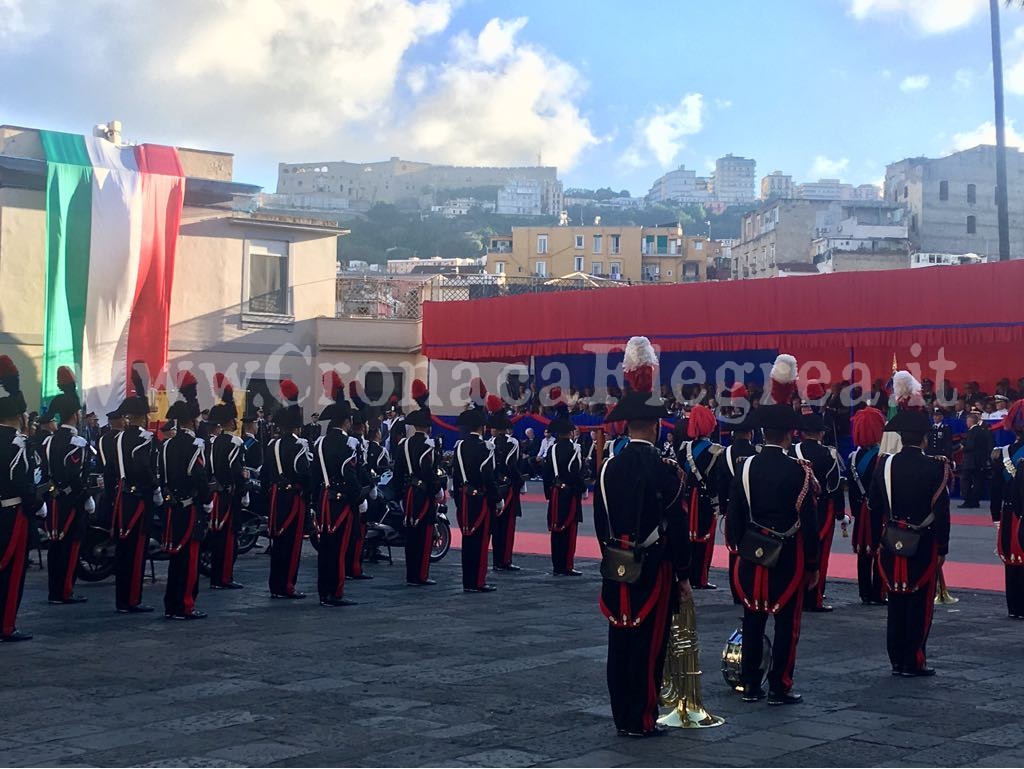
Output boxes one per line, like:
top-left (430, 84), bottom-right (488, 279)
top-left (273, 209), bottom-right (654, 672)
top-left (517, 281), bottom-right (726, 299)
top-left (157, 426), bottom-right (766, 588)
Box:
top-left (594, 439), bottom-right (689, 627)
top-left (726, 445), bottom-right (819, 614)
top-left (681, 437), bottom-right (723, 541)
top-left (157, 430), bottom-right (211, 551)
top-left (868, 446), bottom-right (951, 593)
top-left (264, 433), bottom-right (312, 536)
top-left (717, 438), bottom-right (757, 550)
top-left (452, 433), bottom-right (497, 535)
top-left (394, 432), bottom-right (441, 526)
top-left (313, 427), bottom-right (363, 535)
top-left (847, 445), bottom-right (882, 555)
top-left (990, 439), bottom-right (1024, 563)
top-left (493, 434), bottom-right (523, 514)
top-left (0, 426), bottom-right (44, 518)
top-left (41, 426), bottom-right (90, 539)
top-left (545, 438), bottom-right (584, 531)
top-left (791, 439), bottom-right (845, 539)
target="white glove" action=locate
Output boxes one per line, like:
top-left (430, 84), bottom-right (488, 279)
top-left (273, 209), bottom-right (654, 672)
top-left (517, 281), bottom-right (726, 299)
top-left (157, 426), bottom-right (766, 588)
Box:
top-left (347, 436), bottom-right (360, 452)
top-left (296, 437), bottom-right (309, 451)
top-left (484, 438), bottom-right (496, 451)
top-left (434, 488), bottom-right (446, 502)
top-left (84, 496), bottom-right (96, 514)
top-left (36, 501), bottom-right (48, 520)
top-left (152, 489), bottom-right (164, 506)
top-left (495, 499), bottom-right (505, 515)
top-left (241, 493), bottom-right (250, 508)
top-left (358, 500), bottom-right (368, 514)
top-left (369, 486), bottom-right (378, 500)
top-left (203, 502), bottom-right (214, 514)
top-left (841, 514), bottom-right (852, 527)
top-left (425, 438), bottom-right (436, 449)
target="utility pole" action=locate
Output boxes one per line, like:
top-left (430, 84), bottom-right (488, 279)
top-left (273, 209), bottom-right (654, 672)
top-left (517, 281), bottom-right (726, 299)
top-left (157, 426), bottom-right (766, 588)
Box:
top-left (990, 0), bottom-right (1011, 261)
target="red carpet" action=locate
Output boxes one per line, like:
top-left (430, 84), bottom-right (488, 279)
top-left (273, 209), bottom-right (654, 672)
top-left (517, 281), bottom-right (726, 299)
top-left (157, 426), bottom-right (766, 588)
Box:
top-left (451, 530), bottom-right (1005, 593)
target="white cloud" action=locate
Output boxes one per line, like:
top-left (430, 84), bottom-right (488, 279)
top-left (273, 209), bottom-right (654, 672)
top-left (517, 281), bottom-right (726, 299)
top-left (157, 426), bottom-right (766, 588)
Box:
top-left (899, 74), bottom-right (930, 92)
top-left (714, 98), bottom-right (733, 109)
top-left (620, 93), bottom-right (705, 168)
top-left (848, 0), bottom-right (987, 35)
top-left (880, 69), bottom-right (892, 80)
top-left (0, 2), bottom-right (600, 174)
top-left (1003, 26), bottom-right (1024, 95)
top-left (949, 120), bottom-right (1024, 152)
top-left (406, 17), bottom-right (598, 169)
top-left (809, 155), bottom-right (850, 179)
top-left (954, 68), bottom-right (974, 91)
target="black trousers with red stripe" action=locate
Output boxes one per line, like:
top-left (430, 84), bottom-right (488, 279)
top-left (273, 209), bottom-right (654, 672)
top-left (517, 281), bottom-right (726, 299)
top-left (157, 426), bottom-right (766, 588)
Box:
top-left (461, 515), bottom-right (491, 590)
top-left (345, 511), bottom-right (366, 577)
top-left (1006, 566), bottom-right (1024, 617)
top-left (268, 491), bottom-right (305, 597)
top-left (207, 498), bottom-right (238, 587)
top-left (317, 522), bottom-right (351, 600)
top-left (0, 509), bottom-right (30, 636)
top-left (47, 502), bottom-right (86, 602)
top-left (164, 540), bottom-right (200, 616)
top-left (491, 492), bottom-right (519, 569)
top-left (741, 589), bottom-right (805, 693)
top-left (405, 519), bottom-right (433, 584)
top-left (550, 518), bottom-right (578, 574)
top-left (606, 581), bottom-right (673, 734)
top-left (691, 535), bottom-right (716, 587)
top-left (857, 553), bottom-right (885, 603)
top-left (114, 497), bottom-right (149, 611)
top-left (887, 576), bottom-right (937, 671)
top-left (806, 521), bottom-right (835, 609)
top-left (728, 551), bottom-right (742, 604)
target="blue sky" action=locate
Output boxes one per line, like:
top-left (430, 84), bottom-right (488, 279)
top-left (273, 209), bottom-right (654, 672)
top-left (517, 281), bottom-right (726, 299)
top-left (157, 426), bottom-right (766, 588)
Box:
top-left (1, 0), bottom-right (1019, 196)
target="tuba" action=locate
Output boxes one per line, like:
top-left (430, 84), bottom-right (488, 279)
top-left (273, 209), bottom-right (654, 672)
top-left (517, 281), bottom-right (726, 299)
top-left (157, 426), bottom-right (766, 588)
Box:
top-left (934, 565), bottom-right (958, 604)
top-left (658, 594), bottom-right (724, 728)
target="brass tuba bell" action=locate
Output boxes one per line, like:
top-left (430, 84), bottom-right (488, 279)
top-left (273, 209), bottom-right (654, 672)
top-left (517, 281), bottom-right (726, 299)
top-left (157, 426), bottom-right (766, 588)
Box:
top-left (934, 565), bottom-right (958, 605)
top-left (657, 594), bottom-right (724, 728)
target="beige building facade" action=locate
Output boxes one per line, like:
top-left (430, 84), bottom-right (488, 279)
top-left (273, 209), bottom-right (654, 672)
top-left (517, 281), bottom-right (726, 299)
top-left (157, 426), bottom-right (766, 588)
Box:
top-left (490, 225), bottom-right (710, 283)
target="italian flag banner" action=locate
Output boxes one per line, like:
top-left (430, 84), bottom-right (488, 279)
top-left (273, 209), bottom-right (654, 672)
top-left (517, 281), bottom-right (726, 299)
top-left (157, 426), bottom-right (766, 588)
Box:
top-left (39, 131), bottom-right (185, 418)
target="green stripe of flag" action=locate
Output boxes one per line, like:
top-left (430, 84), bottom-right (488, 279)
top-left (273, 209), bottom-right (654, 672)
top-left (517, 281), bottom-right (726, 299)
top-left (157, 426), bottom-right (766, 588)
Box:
top-left (39, 131), bottom-right (92, 402)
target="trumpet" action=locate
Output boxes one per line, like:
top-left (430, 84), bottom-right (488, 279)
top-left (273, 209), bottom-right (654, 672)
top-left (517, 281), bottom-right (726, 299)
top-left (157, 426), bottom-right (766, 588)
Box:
top-left (658, 594), bottom-right (724, 729)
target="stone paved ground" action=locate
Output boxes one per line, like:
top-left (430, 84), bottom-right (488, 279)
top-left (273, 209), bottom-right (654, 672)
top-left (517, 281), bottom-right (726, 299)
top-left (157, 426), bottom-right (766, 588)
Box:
top-left (3, 546), bottom-right (1023, 768)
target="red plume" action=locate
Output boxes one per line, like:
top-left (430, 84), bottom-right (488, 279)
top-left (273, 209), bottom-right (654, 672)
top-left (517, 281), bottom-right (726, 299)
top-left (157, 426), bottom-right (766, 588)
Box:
top-left (280, 379), bottom-right (299, 403)
top-left (485, 394), bottom-right (503, 414)
top-left (176, 370), bottom-right (197, 390)
top-left (469, 377), bottom-right (487, 405)
top-left (727, 383), bottom-right (748, 400)
top-left (411, 378), bottom-right (429, 407)
top-left (687, 404), bottom-right (717, 439)
top-left (803, 381), bottom-right (826, 402)
top-left (549, 386), bottom-right (562, 403)
top-left (322, 370), bottom-right (343, 402)
top-left (852, 407), bottom-right (885, 447)
top-left (0, 355), bottom-right (16, 378)
top-left (57, 365), bottom-right (76, 392)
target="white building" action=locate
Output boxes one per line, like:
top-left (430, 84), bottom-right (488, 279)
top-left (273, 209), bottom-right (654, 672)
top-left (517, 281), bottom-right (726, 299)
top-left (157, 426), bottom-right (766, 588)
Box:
top-left (497, 180), bottom-right (544, 215)
top-left (646, 165), bottom-right (711, 204)
top-left (711, 154), bottom-right (756, 203)
top-left (760, 171), bottom-right (793, 201)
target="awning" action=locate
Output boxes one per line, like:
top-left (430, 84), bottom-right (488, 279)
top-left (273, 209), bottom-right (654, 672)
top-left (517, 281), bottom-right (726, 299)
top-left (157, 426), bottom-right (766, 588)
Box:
top-left (422, 260), bottom-right (1024, 361)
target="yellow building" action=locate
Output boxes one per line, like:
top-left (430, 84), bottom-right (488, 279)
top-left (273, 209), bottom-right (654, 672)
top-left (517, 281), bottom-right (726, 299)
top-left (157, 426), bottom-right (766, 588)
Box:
top-left (490, 224), bottom-right (709, 283)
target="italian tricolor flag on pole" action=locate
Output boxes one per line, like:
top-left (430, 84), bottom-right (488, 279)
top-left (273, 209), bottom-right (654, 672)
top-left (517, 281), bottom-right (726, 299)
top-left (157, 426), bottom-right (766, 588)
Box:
top-left (39, 131), bottom-right (185, 418)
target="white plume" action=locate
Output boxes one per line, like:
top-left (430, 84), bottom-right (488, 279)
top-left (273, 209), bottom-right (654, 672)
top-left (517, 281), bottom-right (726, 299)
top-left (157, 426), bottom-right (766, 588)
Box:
top-left (770, 354), bottom-right (797, 384)
top-left (623, 336), bottom-right (657, 372)
top-left (892, 370), bottom-right (921, 402)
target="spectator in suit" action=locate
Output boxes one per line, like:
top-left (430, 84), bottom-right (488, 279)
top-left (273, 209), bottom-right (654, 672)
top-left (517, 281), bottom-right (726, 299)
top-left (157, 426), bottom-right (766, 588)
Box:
top-left (960, 409), bottom-right (993, 508)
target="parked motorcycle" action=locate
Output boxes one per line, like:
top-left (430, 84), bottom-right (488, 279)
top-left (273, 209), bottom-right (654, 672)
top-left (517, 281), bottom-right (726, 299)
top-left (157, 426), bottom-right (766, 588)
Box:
top-left (306, 470), bottom-right (452, 564)
top-left (364, 470), bottom-right (452, 564)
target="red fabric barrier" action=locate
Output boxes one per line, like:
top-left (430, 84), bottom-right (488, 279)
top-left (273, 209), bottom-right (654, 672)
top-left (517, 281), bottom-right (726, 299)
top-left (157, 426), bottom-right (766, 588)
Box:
top-left (423, 262), bottom-right (1024, 379)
